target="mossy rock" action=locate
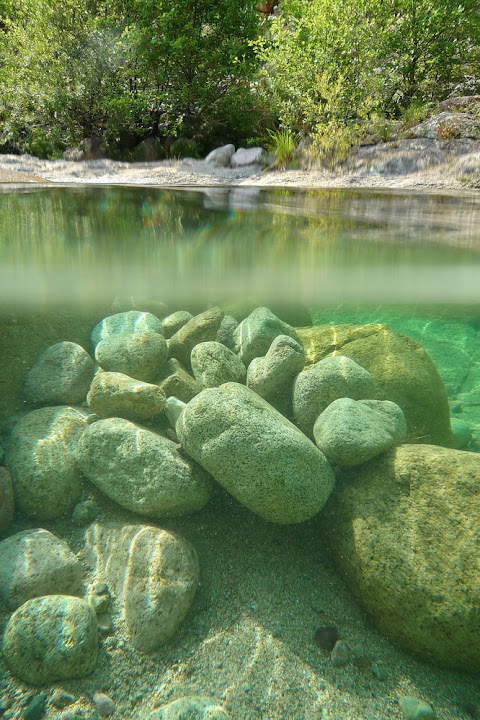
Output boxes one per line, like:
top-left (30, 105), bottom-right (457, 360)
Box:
top-left (296, 324), bottom-right (453, 447)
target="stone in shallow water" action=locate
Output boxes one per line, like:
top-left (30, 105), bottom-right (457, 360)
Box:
top-left (399, 696), bottom-right (436, 720)
top-left (150, 696), bottom-right (230, 720)
top-left (191, 341), bottom-right (246, 388)
top-left (2, 595), bottom-right (98, 684)
top-left (161, 310), bottom-right (194, 338)
top-left (323, 444), bottom-right (480, 671)
top-left (233, 306), bottom-right (300, 367)
top-left (313, 398), bottom-right (407, 466)
top-left (0, 528), bottom-right (82, 610)
top-left (177, 382), bottom-right (335, 524)
top-left (296, 324), bottom-right (453, 447)
top-left (247, 334), bottom-right (305, 414)
top-left (87, 371), bottom-right (166, 421)
top-left (95, 331), bottom-right (168, 382)
top-left (293, 354), bottom-right (376, 438)
top-left (168, 307), bottom-right (224, 368)
top-left (6, 406), bottom-right (88, 519)
top-left (85, 523), bottom-right (199, 652)
top-left (91, 310), bottom-right (164, 349)
top-left (23, 341), bottom-right (95, 405)
top-left (75, 417), bottom-right (211, 517)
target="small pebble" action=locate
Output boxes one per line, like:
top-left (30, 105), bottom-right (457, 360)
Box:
top-left (330, 640), bottom-right (351, 667)
top-left (61, 710), bottom-right (83, 720)
top-left (399, 696), bottom-right (436, 720)
top-left (92, 693), bottom-right (116, 718)
top-left (50, 690), bottom-right (75, 709)
top-left (314, 626), bottom-right (339, 652)
top-left (23, 694), bottom-right (46, 720)
top-left (371, 663), bottom-right (388, 681)
top-left (90, 594), bottom-right (110, 615)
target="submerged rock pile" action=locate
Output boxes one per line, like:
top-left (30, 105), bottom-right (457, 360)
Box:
top-left (0, 302), bottom-right (478, 706)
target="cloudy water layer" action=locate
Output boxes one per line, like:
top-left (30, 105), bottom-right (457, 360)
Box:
top-left (1, 185), bottom-right (480, 307)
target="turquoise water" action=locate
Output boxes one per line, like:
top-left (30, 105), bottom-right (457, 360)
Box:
top-left (1, 185), bottom-right (480, 720)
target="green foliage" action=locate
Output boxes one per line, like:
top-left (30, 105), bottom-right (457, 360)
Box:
top-left (265, 128), bottom-right (298, 170)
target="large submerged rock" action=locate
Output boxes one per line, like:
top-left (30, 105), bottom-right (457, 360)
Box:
top-left (6, 406), bottom-right (89, 519)
top-left (323, 444), bottom-right (480, 670)
top-left (75, 417), bottom-right (211, 517)
top-left (85, 523), bottom-right (199, 651)
top-left (3, 595), bottom-right (98, 684)
top-left (297, 324), bottom-right (453, 447)
top-left (176, 382), bottom-right (335, 524)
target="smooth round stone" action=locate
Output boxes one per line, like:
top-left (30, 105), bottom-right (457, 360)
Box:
top-left (323, 444), bottom-right (480, 670)
top-left (313, 398), bottom-right (407, 466)
top-left (176, 382), bottom-right (335, 524)
top-left (75, 417), bottom-right (211, 517)
top-left (95, 332), bottom-right (168, 382)
top-left (23, 341), bottom-right (95, 405)
top-left (168, 307), bottom-right (224, 368)
top-left (91, 311), bottom-right (164, 348)
top-left (161, 311), bottom-right (194, 339)
top-left (150, 697), bottom-right (230, 720)
top-left (233, 306), bottom-right (301, 366)
top-left (3, 595), bottom-right (98, 684)
top-left (191, 341), bottom-right (246, 388)
top-left (293, 354), bottom-right (376, 438)
top-left (399, 697), bottom-right (436, 720)
top-left (247, 334), bottom-right (305, 413)
top-left (85, 523), bottom-right (199, 651)
top-left (0, 466), bottom-right (14, 533)
top-left (87, 371), bottom-right (166, 421)
top-left (0, 529), bottom-right (82, 610)
top-left (6, 406), bottom-right (88, 519)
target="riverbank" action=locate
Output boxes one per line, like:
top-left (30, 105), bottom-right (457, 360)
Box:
top-left (1, 137), bottom-right (480, 190)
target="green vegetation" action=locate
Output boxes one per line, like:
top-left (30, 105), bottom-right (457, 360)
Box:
top-left (0, 0), bottom-right (478, 161)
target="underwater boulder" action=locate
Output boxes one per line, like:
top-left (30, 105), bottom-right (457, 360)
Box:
top-left (176, 382), bottom-right (335, 524)
top-left (6, 406), bottom-right (89, 519)
top-left (91, 310), bottom-right (164, 349)
top-left (3, 595), bottom-right (98, 684)
top-left (297, 324), bottom-right (454, 447)
top-left (323, 444), bottom-right (480, 670)
top-left (23, 341), bottom-right (95, 405)
top-left (95, 331), bottom-right (169, 383)
top-left (0, 528), bottom-right (82, 610)
top-left (293, 354), bottom-right (376, 438)
top-left (191, 341), bottom-right (246, 388)
top-left (84, 523), bottom-right (199, 652)
top-left (247, 334), bottom-right (305, 416)
top-left (75, 417), bottom-right (211, 517)
top-left (87, 371), bottom-right (166, 421)
top-left (313, 398), bottom-right (407, 466)
top-left (233, 306), bottom-right (301, 367)
top-left (161, 310), bottom-right (194, 339)
top-left (168, 306), bottom-right (224, 368)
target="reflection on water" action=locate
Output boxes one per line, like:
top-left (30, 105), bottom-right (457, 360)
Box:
top-left (1, 185), bottom-right (480, 306)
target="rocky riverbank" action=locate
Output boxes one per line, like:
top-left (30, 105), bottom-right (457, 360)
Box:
top-left (1, 136), bottom-right (480, 191)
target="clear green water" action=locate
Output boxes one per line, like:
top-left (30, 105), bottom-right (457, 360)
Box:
top-left (2, 185), bottom-right (480, 719)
